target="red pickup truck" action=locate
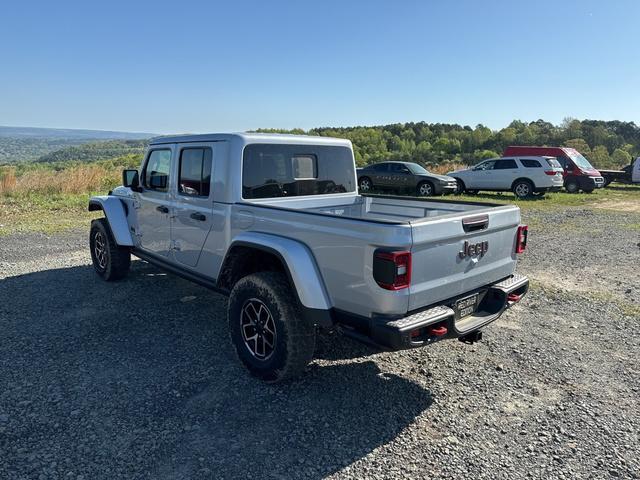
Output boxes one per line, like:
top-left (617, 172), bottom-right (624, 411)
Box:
top-left (503, 146), bottom-right (605, 193)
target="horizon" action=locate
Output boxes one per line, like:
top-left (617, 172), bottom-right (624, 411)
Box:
top-left (2, 0), bottom-right (639, 132)
top-left (3, 115), bottom-right (639, 138)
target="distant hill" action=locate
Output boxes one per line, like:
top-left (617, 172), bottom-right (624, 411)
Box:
top-left (0, 125), bottom-right (153, 140)
top-left (37, 140), bottom-right (148, 163)
top-left (0, 125), bottom-right (154, 164)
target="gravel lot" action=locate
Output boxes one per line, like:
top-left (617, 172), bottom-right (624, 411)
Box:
top-left (1, 207), bottom-right (639, 479)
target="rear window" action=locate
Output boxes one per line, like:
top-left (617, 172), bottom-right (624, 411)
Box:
top-left (242, 144), bottom-right (355, 199)
top-left (521, 159), bottom-right (542, 168)
top-left (544, 158), bottom-right (562, 169)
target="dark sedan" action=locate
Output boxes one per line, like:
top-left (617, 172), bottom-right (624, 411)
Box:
top-left (356, 161), bottom-right (458, 196)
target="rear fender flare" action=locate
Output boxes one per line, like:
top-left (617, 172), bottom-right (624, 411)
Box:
top-left (222, 232), bottom-right (332, 312)
top-left (88, 196), bottom-right (134, 246)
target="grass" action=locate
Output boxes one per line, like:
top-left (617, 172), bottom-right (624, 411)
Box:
top-left (1, 157), bottom-right (639, 236)
top-left (438, 184), bottom-right (640, 212)
top-left (0, 156), bottom-right (137, 236)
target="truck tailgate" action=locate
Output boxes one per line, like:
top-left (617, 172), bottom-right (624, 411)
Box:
top-left (408, 205), bottom-right (520, 311)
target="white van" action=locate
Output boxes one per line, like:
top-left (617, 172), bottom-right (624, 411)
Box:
top-left (448, 156), bottom-right (565, 198)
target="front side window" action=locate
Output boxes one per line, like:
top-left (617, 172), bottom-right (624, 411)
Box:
top-left (495, 159), bottom-right (518, 169)
top-left (406, 163), bottom-right (429, 174)
top-left (179, 148), bottom-right (212, 197)
top-left (242, 144), bottom-right (355, 199)
top-left (475, 160), bottom-right (496, 171)
top-left (520, 159), bottom-right (541, 168)
top-left (144, 149), bottom-right (172, 191)
top-left (390, 163), bottom-right (410, 173)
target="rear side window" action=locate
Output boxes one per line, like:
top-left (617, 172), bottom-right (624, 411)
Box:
top-left (521, 159), bottom-right (542, 168)
top-left (373, 163), bottom-right (389, 172)
top-left (495, 159), bottom-right (518, 169)
top-left (243, 144), bottom-right (355, 199)
top-left (178, 148), bottom-right (212, 197)
top-left (144, 149), bottom-right (172, 191)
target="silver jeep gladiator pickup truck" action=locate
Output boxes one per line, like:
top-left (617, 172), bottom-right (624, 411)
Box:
top-left (88, 133), bottom-right (529, 382)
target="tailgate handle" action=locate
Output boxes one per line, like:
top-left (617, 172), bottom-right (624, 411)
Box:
top-left (462, 215), bottom-right (489, 233)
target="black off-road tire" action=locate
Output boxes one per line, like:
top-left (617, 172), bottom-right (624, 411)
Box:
top-left (583, 187), bottom-right (594, 194)
top-left (89, 218), bottom-right (131, 281)
top-left (565, 179), bottom-right (579, 193)
top-left (454, 178), bottom-right (466, 195)
top-left (228, 272), bottom-right (316, 383)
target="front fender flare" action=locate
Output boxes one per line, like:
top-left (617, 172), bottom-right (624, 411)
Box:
top-left (224, 232), bottom-right (333, 326)
top-left (88, 196), bottom-right (134, 246)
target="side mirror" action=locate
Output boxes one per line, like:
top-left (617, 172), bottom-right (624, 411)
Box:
top-left (122, 169), bottom-right (142, 192)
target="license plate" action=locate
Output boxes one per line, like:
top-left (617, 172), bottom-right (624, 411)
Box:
top-left (454, 293), bottom-right (479, 319)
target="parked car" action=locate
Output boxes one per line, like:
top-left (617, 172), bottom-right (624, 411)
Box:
top-left (600, 157), bottom-right (640, 186)
top-left (356, 161), bottom-right (458, 196)
top-left (503, 146), bottom-right (605, 193)
top-left (88, 133), bottom-right (529, 382)
top-left (448, 156), bottom-right (564, 198)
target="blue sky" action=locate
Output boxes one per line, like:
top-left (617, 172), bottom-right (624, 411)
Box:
top-left (1, 0), bottom-right (639, 133)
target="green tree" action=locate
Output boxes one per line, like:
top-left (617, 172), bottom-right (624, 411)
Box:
top-left (589, 145), bottom-right (611, 169)
top-left (611, 148), bottom-right (632, 167)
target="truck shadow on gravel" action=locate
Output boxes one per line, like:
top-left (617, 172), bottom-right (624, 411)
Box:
top-left (1, 261), bottom-right (433, 479)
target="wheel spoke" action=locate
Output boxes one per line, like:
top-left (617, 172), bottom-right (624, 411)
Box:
top-left (240, 299), bottom-right (277, 361)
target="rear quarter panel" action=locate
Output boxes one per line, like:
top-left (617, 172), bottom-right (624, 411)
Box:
top-left (227, 203), bottom-right (414, 317)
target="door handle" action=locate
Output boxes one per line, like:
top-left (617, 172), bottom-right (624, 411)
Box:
top-left (190, 212), bottom-right (206, 221)
top-left (156, 205), bottom-right (169, 214)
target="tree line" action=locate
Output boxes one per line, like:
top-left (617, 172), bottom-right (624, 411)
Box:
top-left (257, 118), bottom-right (640, 169)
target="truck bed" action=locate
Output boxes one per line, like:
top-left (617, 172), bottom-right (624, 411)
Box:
top-left (237, 193), bottom-right (520, 318)
top-left (248, 194), bottom-right (499, 224)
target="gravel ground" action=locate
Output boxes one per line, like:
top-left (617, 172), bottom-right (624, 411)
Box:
top-left (0, 208), bottom-right (639, 479)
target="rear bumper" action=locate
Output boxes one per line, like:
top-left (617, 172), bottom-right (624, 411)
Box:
top-left (338, 273), bottom-right (529, 351)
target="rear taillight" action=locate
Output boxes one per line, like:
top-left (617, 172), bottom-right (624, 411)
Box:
top-left (373, 250), bottom-right (412, 290)
top-left (544, 170), bottom-right (557, 176)
top-left (516, 225), bottom-right (528, 254)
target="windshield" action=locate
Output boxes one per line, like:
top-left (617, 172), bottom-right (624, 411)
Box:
top-left (406, 163), bottom-right (429, 174)
top-left (566, 149), bottom-right (595, 170)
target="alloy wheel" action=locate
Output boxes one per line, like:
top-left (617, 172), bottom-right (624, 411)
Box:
top-left (515, 183), bottom-right (531, 198)
top-left (94, 231), bottom-right (107, 269)
top-left (240, 298), bottom-right (277, 361)
top-left (419, 183), bottom-right (433, 196)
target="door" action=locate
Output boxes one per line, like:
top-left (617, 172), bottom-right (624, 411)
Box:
top-left (492, 159), bottom-right (519, 189)
top-left (470, 160), bottom-right (496, 188)
top-left (388, 163), bottom-right (412, 189)
top-left (171, 145), bottom-right (214, 267)
top-left (137, 148), bottom-right (174, 256)
top-left (633, 157), bottom-right (640, 183)
top-left (371, 163), bottom-right (390, 186)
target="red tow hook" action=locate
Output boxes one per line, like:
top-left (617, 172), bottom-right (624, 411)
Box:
top-left (507, 292), bottom-right (522, 303)
top-left (427, 325), bottom-right (448, 337)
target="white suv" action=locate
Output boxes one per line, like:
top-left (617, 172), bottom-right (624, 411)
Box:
top-left (448, 156), bottom-right (564, 198)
